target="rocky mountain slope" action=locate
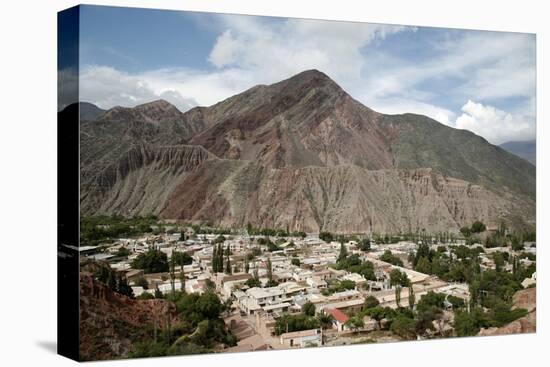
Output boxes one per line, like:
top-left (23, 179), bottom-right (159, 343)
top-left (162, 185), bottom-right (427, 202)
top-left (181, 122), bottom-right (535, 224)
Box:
top-left (478, 287), bottom-right (536, 336)
top-left (500, 140), bottom-right (536, 166)
top-left (75, 69), bottom-right (535, 233)
top-left (79, 271), bottom-right (179, 360)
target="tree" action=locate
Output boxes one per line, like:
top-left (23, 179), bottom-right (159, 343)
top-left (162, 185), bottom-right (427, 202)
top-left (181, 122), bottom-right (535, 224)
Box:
top-left (179, 231), bottom-right (186, 241)
top-left (172, 251), bottom-right (192, 267)
top-left (266, 258), bottom-right (273, 282)
top-left (390, 315), bottom-right (416, 340)
top-left (337, 242), bottom-right (348, 263)
top-left (363, 295), bottom-right (380, 310)
top-left (317, 313), bottom-right (333, 329)
top-left (460, 226), bottom-right (472, 238)
top-left (291, 257), bottom-right (300, 266)
top-left (225, 254), bottom-right (232, 274)
top-left (359, 238), bottom-right (371, 252)
top-left (136, 292), bottom-right (155, 300)
top-left (131, 249), bottom-right (169, 274)
top-left (415, 256), bottom-right (432, 274)
top-left (380, 250), bottom-right (404, 267)
top-left (365, 306), bottom-right (386, 330)
top-left (218, 244), bottom-right (225, 272)
top-left (390, 269), bottom-right (410, 287)
top-left (212, 245), bottom-right (218, 272)
top-left (345, 316), bottom-right (364, 332)
top-left (511, 236), bottom-right (524, 252)
top-left (319, 231), bottom-right (333, 243)
top-left (244, 256), bottom-right (250, 273)
top-left (154, 287), bottom-right (163, 299)
top-left (471, 221), bottom-right (486, 234)
top-left (169, 255), bottom-right (176, 295)
top-left (117, 274), bottom-right (134, 298)
top-left (135, 276), bottom-right (149, 289)
top-left (245, 277), bottom-right (261, 288)
top-left (408, 286), bottom-right (415, 310)
top-left (302, 301), bottom-right (316, 316)
top-left (116, 247), bottom-right (131, 257)
top-left (179, 262), bottom-right (186, 294)
top-left (395, 285), bottom-right (402, 308)
top-left (417, 291), bottom-right (446, 312)
top-left (107, 271), bottom-right (117, 291)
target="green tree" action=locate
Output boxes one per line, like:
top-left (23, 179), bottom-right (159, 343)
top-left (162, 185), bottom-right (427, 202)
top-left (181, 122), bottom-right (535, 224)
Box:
top-left (408, 286), bottom-right (415, 310)
top-left (363, 295), bottom-right (380, 310)
top-left (390, 269), bottom-right (410, 287)
top-left (415, 256), bottom-right (432, 274)
top-left (266, 258), bottom-right (273, 283)
top-left (172, 251), bottom-right (192, 266)
top-left (380, 250), bottom-right (404, 267)
top-left (460, 226), bottom-right (471, 238)
top-left (135, 276), bottom-right (149, 289)
top-left (179, 263), bottom-right (186, 294)
top-left (319, 231), bottom-right (333, 242)
top-left (337, 242), bottom-right (348, 263)
top-left (471, 221), bottom-right (486, 233)
top-left (390, 314), bottom-right (416, 340)
top-left (365, 306), bottom-right (387, 330)
top-left (345, 316), bottom-right (364, 332)
top-left (169, 255), bottom-right (176, 295)
top-left (212, 245), bottom-right (218, 273)
top-left (117, 274), bottom-right (134, 298)
top-left (154, 287), bottom-right (163, 299)
top-left (302, 301), bottom-right (316, 316)
top-left (395, 285), bottom-right (402, 308)
top-left (132, 249), bottom-right (169, 274)
top-left (359, 238), bottom-right (371, 252)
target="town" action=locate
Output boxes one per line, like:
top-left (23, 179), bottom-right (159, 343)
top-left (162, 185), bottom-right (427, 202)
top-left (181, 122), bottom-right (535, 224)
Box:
top-left (78, 216), bottom-right (537, 356)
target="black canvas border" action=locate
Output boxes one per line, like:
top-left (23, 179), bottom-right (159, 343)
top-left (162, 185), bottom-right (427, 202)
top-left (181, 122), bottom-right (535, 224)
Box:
top-left (57, 5), bottom-right (81, 362)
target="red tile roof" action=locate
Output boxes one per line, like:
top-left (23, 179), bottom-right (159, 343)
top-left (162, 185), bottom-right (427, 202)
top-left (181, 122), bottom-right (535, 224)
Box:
top-left (328, 308), bottom-right (349, 323)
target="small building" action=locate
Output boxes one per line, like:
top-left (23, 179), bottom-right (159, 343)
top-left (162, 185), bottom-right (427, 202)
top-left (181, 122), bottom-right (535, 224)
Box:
top-left (279, 329), bottom-right (322, 348)
top-left (327, 308), bottom-right (349, 332)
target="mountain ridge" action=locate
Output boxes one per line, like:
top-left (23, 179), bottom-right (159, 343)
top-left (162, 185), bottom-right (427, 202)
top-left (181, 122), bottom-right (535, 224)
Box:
top-left (76, 69), bottom-right (535, 233)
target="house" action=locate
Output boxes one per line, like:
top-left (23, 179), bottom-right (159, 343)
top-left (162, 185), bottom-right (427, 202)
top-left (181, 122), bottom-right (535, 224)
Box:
top-left (279, 329), bottom-right (322, 348)
top-left (327, 308), bottom-right (349, 332)
top-left (238, 286), bottom-right (291, 315)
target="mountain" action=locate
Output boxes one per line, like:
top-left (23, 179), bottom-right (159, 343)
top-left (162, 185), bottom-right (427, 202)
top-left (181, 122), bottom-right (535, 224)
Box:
top-left (76, 69), bottom-right (535, 233)
top-left (79, 263), bottom-right (179, 360)
top-left (500, 140), bottom-right (536, 165)
top-left (79, 102), bottom-right (106, 121)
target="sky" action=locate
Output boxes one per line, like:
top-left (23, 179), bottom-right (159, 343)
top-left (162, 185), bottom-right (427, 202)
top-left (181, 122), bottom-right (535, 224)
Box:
top-left (67, 5), bottom-right (536, 145)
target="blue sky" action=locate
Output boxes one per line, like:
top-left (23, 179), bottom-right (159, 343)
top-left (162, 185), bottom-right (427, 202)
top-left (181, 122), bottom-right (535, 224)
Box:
top-left (73, 5), bottom-right (536, 144)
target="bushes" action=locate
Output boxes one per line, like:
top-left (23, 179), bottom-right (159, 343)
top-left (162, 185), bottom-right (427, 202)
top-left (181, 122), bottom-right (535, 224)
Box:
top-left (380, 250), bottom-right (404, 267)
top-left (389, 269), bottom-right (410, 287)
top-left (171, 251), bottom-right (193, 266)
top-left (302, 301), bottom-right (316, 316)
top-left (390, 314), bottom-right (417, 340)
top-left (129, 291), bottom-right (235, 358)
top-left (131, 249), bottom-right (169, 274)
top-left (319, 231), bottom-right (334, 243)
top-left (273, 313), bottom-right (320, 335)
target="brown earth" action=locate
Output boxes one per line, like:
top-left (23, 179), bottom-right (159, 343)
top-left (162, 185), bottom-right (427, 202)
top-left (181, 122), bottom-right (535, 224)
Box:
top-left (77, 69), bottom-right (536, 233)
top-left (79, 273), bottom-right (179, 361)
top-left (478, 287), bottom-right (536, 336)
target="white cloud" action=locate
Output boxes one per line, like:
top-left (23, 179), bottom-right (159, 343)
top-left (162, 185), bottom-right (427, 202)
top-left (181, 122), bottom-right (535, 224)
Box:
top-left (454, 100), bottom-right (535, 144)
top-left (207, 16), bottom-right (410, 86)
top-left (58, 68), bottom-right (78, 110)
top-left (78, 65), bottom-right (198, 111)
top-left (77, 15), bottom-right (535, 145)
top-left (366, 97), bottom-right (456, 126)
